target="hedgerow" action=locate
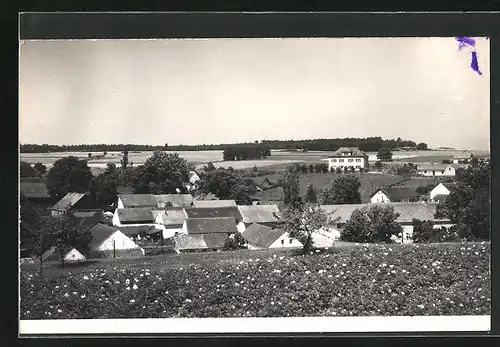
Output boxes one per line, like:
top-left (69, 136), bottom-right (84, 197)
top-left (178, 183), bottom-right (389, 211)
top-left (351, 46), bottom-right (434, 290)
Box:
top-left (20, 242), bottom-right (490, 319)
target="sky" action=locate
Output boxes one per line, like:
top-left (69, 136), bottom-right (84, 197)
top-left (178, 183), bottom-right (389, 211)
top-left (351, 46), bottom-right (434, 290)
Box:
top-left (19, 37), bottom-right (490, 150)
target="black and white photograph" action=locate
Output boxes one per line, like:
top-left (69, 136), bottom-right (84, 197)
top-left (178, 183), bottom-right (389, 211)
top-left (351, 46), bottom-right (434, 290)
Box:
top-left (19, 34), bottom-right (491, 334)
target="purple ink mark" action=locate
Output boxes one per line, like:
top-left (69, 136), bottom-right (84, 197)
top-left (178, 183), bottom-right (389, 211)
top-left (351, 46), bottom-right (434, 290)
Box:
top-left (471, 51), bottom-right (482, 76)
top-left (455, 37), bottom-right (482, 76)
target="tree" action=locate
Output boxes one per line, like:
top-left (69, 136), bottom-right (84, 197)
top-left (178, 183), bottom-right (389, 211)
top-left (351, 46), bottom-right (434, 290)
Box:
top-left (223, 233), bottom-right (247, 250)
top-left (417, 143), bottom-right (428, 150)
top-left (341, 205), bottom-right (402, 243)
top-left (46, 156), bottom-right (93, 200)
top-left (308, 164), bottom-right (315, 173)
top-left (374, 161), bottom-right (383, 170)
top-left (229, 182), bottom-right (257, 205)
top-left (205, 162), bottom-right (216, 171)
top-left (415, 183), bottom-right (436, 196)
top-left (121, 150), bottom-right (129, 169)
top-left (335, 167), bottom-right (342, 174)
top-left (29, 221), bottom-right (52, 275)
top-left (33, 162), bottom-right (47, 176)
top-left (412, 219), bottom-right (439, 243)
top-left (305, 184), bottom-right (317, 203)
top-left (280, 203), bottom-right (333, 254)
top-left (198, 168), bottom-right (256, 203)
top-left (137, 151), bottom-right (190, 194)
top-left (92, 163), bottom-right (119, 208)
top-left (20, 161), bottom-right (39, 178)
top-left (281, 169), bottom-right (302, 209)
top-left (377, 148), bottom-right (393, 161)
top-left (319, 175), bottom-right (361, 204)
top-left (435, 163), bottom-right (490, 240)
top-left (300, 164), bottom-right (309, 174)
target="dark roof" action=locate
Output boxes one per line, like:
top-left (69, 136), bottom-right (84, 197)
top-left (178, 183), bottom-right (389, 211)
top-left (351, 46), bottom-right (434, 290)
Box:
top-left (184, 217), bottom-right (238, 234)
top-left (154, 194), bottom-right (193, 207)
top-left (117, 208), bottom-right (155, 223)
top-left (74, 210), bottom-right (103, 228)
top-left (118, 194), bottom-right (157, 208)
top-left (174, 234), bottom-right (207, 250)
top-left (331, 147), bottom-right (368, 157)
top-left (203, 233), bottom-right (229, 249)
top-left (19, 180), bottom-right (51, 199)
top-left (118, 225), bottom-right (160, 237)
top-left (371, 186), bottom-right (419, 201)
top-left (89, 223), bottom-right (119, 250)
top-left (238, 205), bottom-right (281, 223)
top-left (441, 182), bottom-right (458, 191)
top-left (242, 223), bottom-right (286, 248)
top-left (192, 200), bottom-right (237, 208)
top-left (50, 193), bottom-right (86, 212)
top-left (184, 206), bottom-right (242, 220)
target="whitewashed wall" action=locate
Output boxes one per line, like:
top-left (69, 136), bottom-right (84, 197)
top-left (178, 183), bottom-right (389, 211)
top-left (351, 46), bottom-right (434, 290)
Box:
top-left (370, 191), bottom-right (391, 203)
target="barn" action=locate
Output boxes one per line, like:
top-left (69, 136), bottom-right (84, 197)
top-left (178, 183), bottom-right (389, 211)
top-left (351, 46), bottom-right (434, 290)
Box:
top-left (89, 223), bottom-right (145, 259)
top-left (237, 204), bottom-right (282, 230)
top-left (242, 223), bottom-right (302, 250)
top-left (40, 246), bottom-right (87, 263)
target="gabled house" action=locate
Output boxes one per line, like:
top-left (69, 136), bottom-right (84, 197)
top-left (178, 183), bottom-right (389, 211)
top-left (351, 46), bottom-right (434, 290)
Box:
top-left (255, 177), bottom-right (275, 191)
top-left (237, 204), bottom-right (282, 229)
top-left (154, 208), bottom-right (188, 239)
top-left (48, 192), bottom-right (91, 217)
top-left (429, 182), bottom-right (458, 202)
top-left (417, 164), bottom-right (469, 177)
top-left (154, 194), bottom-right (193, 208)
top-left (41, 246), bottom-right (86, 263)
top-left (112, 207), bottom-right (156, 227)
top-left (323, 147), bottom-right (369, 172)
top-left (242, 223), bottom-right (302, 250)
top-left (453, 153), bottom-right (472, 164)
top-left (184, 207), bottom-right (245, 232)
top-left (181, 217), bottom-right (238, 236)
top-left (186, 170), bottom-right (201, 191)
top-left (19, 178), bottom-right (54, 205)
top-left (117, 194), bottom-right (157, 208)
top-left (192, 199), bottom-right (237, 208)
top-left (172, 233), bottom-right (228, 253)
top-left (369, 187), bottom-right (420, 203)
top-left (89, 223), bottom-right (145, 259)
top-left (117, 225), bottom-right (160, 243)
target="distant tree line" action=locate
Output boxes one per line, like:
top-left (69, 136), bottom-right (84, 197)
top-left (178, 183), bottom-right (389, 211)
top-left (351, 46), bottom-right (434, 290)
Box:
top-left (223, 145), bottom-right (271, 161)
top-left (20, 137), bottom-right (425, 153)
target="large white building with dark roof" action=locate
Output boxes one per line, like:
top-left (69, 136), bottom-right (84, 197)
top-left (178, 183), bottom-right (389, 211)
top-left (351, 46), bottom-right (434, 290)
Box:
top-left (323, 147), bottom-right (369, 172)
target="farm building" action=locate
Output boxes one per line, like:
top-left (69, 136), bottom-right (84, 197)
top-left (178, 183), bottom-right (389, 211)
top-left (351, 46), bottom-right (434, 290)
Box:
top-left (89, 223), bottom-right (145, 259)
top-left (19, 178), bottom-right (54, 205)
top-left (186, 170), bottom-right (201, 191)
top-left (416, 164), bottom-right (469, 177)
top-left (48, 192), bottom-right (92, 217)
top-left (452, 153), bottom-right (472, 164)
top-left (41, 246), bottom-right (87, 263)
top-left (242, 223), bottom-right (302, 250)
top-left (429, 182), bottom-right (458, 202)
top-left (320, 202), bottom-right (453, 243)
top-left (323, 147), bottom-right (369, 172)
top-left (181, 217), bottom-right (238, 236)
top-left (173, 233), bottom-right (228, 253)
top-left (117, 194), bottom-right (157, 208)
top-left (154, 209), bottom-right (188, 239)
top-left (184, 207), bottom-right (245, 233)
top-left (192, 199), bottom-right (237, 208)
top-left (237, 204), bottom-right (282, 229)
top-left (311, 228), bottom-right (340, 248)
top-left (369, 187), bottom-right (420, 203)
top-left (154, 194), bottom-right (194, 208)
top-left (112, 207), bottom-right (156, 227)
top-left (117, 225), bottom-right (161, 243)
top-left (255, 177), bottom-right (276, 191)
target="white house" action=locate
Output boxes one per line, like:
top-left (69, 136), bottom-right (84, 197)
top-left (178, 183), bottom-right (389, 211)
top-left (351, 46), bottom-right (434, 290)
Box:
top-left (369, 187), bottom-right (420, 203)
top-left (322, 147), bottom-right (369, 172)
top-left (186, 171), bottom-right (201, 191)
top-left (41, 246), bottom-right (87, 263)
top-left (89, 223), bottom-right (145, 258)
top-left (154, 209), bottom-right (188, 239)
top-left (417, 164), bottom-right (469, 177)
top-left (453, 153), bottom-right (472, 164)
top-left (429, 182), bottom-right (457, 202)
top-left (242, 223), bottom-right (302, 249)
top-left (237, 204), bottom-right (282, 230)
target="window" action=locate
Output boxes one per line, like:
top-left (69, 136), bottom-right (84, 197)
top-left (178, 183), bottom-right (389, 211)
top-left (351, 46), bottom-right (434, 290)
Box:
top-left (281, 239), bottom-right (284, 245)
top-left (441, 170), bottom-right (444, 174)
top-left (289, 239), bottom-right (293, 244)
top-left (355, 159), bottom-right (361, 162)
top-left (339, 159), bottom-right (344, 163)
top-left (348, 159), bottom-right (354, 163)
top-left (331, 159), bottom-right (337, 162)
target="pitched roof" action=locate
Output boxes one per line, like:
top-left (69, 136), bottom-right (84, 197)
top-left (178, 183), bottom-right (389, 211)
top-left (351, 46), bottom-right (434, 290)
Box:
top-left (50, 193), bottom-right (86, 212)
top-left (203, 233), bottom-right (229, 249)
top-left (116, 208), bottom-right (155, 223)
top-left (74, 211), bottom-right (103, 228)
top-left (184, 206), bottom-right (242, 220)
top-left (154, 194), bottom-right (193, 207)
top-left (184, 217), bottom-right (238, 234)
top-left (320, 202), bottom-right (451, 225)
top-left (89, 223), bottom-right (119, 250)
top-left (118, 225), bottom-right (160, 237)
top-left (174, 234), bottom-right (208, 250)
top-left (371, 186), bottom-right (419, 201)
top-left (417, 164), bottom-right (451, 171)
top-left (19, 180), bottom-right (51, 199)
top-left (159, 209), bottom-right (188, 226)
top-left (330, 147), bottom-right (367, 157)
top-left (192, 200), bottom-right (237, 208)
top-left (242, 223), bottom-right (286, 248)
top-left (118, 194), bottom-right (157, 207)
top-left (238, 205), bottom-right (281, 223)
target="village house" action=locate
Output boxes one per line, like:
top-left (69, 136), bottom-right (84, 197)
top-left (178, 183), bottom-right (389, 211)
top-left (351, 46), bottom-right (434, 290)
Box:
top-left (237, 204), bottom-right (282, 230)
top-left (323, 147), bottom-right (369, 172)
top-left (254, 177), bottom-right (276, 191)
top-left (112, 207), bottom-right (157, 228)
top-left (20, 178), bottom-right (55, 206)
top-left (41, 246), bottom-right (87, 264)
top-left (48, 192), bottom-right (93, 217)
top-left (429, 182), bottom-right (458, 203)
top-left (89, 223), bottom-right (145, 259)
top-left (186, 170), bottom-right (201, 191)
top-left (242, 223), bottom-right (302, 250)
top-left (154, 208), bottom-right (188, 239)
top-left (184, 206), bottom-right (245, 233)
top-left (416, 163), bottom-right (469, 177)
top-left (154, 194), bottom-right (194, 208)
top-left (173, 233), bottom-right (228, 253)
top-left (181, 217), bottom-right (238, 236)
top-left (320, 202), bottom-right (453, 243)
top-left (452, 153), bottom-right (472, 164)
top-left (369, 186), bottom-right (420, 203)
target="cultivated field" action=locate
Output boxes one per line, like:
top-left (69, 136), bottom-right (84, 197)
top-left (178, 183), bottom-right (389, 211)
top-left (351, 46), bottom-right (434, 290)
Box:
top-left (20, 242), bottom-right (490, 319)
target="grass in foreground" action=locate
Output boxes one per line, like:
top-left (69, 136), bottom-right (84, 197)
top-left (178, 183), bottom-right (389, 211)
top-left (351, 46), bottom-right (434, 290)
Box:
top-left (20, 242), bottom-right (490, 319)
